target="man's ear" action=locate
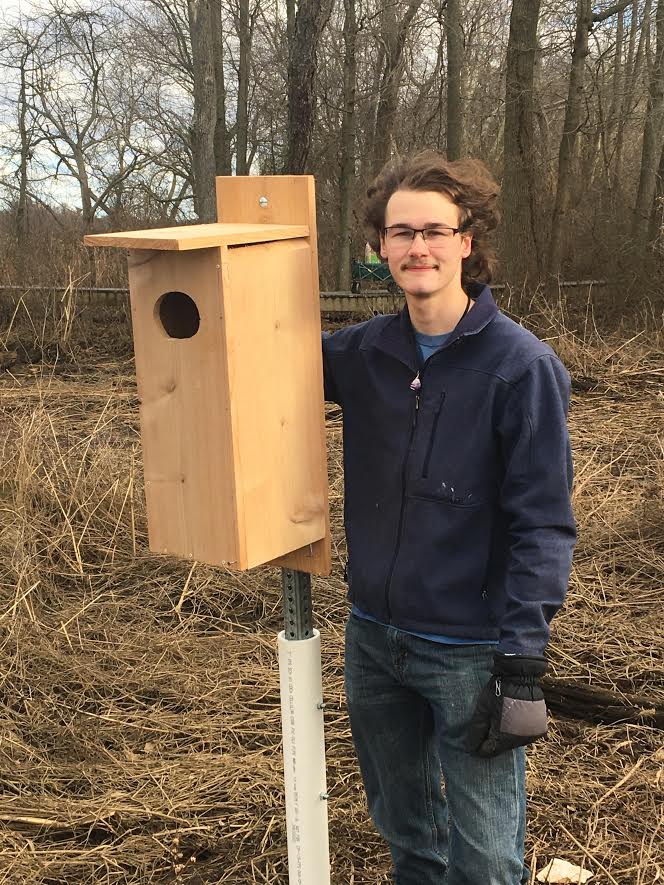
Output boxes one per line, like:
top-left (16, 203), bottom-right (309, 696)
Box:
top-left (461, 234), bottom-right (473, 259)
top-left (379, 235), bottom-right (388, 259)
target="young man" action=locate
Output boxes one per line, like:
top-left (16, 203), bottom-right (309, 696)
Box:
top-left (322, 153), bottom-right (576, 885)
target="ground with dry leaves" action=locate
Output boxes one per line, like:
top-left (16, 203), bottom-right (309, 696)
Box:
top-left (0, 294), bottom-right (662, 884)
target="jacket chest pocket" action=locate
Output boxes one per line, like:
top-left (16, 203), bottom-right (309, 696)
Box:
top-left (411, 392), bottom-right (488, 507)
top-left (421, 393), bottom-right (446, 479)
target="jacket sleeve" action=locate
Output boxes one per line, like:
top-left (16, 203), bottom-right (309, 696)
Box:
top-left (496, 354), bottom-right (576, 656)
top-left (322, 331), bottom-right (342, 405)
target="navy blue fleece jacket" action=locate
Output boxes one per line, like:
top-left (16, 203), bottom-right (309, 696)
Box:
top-left (322, 284), bottom-right (576, 655)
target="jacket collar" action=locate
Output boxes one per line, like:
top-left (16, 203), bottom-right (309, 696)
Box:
top-left (363, 283), bottom-right (499, 371)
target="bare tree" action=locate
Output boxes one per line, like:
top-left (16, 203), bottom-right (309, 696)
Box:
top-left (227, 0), bottom-right (261, 175)
top-left (371, 0), bottom-right (425, 174)
top-left (287, 0), bottom-right (296, 54)
top-left (614, 0), bottom-right (650, 187)
top-left (547, 0), bottom-right (634, 278)
top-left (502, 0), bottom-right (542, 286)
top-left (120, 0), bottom-right (220, 215)
top-left (0, 0), bottom-right (661, 294)
top-left (335, 0), bottom-right (358, 290)
top-left (0, 19), bottom-right (46, 276)
top-left (547, 0), bottom-right (592, 278)
top-left (211, 0), bottom-right (231, 175)
top-left (23, 7), bottom-right (148, 231)
top-left (633, 0), bottom-right (664, 241)
top-left (446, 0), bottom-right (464, 159)
top-left (187, 0), bottom-right (217, 220)
top-left (284, 0), bottom-right (333, 173)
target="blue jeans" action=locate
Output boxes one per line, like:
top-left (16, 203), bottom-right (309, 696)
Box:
top-left (345, 614), bottom-right (530, 885)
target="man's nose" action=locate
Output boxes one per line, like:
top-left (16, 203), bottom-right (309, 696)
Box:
top-left (407, 231), bottom-right (429, 256)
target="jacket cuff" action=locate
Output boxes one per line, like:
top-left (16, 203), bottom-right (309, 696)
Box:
top-left (493, 652), bottom-right (548, 678)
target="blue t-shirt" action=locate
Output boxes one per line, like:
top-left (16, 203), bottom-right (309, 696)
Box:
top-left (351, 605), bottom-right (495, 645)
top-left (351, 327), bottom-right (494, 646)
top-left (415, 329), bottom-right (451, 365)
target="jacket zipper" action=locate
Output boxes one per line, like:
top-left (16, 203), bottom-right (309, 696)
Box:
top-left (383, 377), bottom-right (421, 621)
top-left (382, 334), bottom-right (465, 620)
top-left (422, 393), bottom-right (446, 478)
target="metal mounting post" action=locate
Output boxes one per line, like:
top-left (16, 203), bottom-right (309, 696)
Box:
top-left (281, 568), bottom-right (313, 640)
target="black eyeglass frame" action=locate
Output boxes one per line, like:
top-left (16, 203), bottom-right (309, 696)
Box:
top-left (382, 224), bottom-right (469, 240)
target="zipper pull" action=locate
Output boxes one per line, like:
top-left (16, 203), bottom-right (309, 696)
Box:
top-left (495, 677), bottom-right (502, 698)
top-left (412, 393), bottom-right (420, 428)
top-left (411, 372), bottom-right (421, 427)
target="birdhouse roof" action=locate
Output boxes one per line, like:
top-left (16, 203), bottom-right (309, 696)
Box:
top-left (84, 223), bottom-right (309, 251)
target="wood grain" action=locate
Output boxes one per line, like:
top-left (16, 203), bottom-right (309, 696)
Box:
top-left (221, 239), bottom-right (328, 569)
top-left (84, 223), bottom-right (309, 251)
top-left (216, 175), bottom-right (314, 227)
top-left (88, 175), bottom-right (331, 575)
top-left (127, 247), bottom-right (243, 568)
top-left (215, 175), bottom-right (332, 575)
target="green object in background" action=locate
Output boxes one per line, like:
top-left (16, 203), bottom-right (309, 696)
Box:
top-left (350, 260), bottom-right (401, 294)
top-left (352, 261), bottom-right (392, 281)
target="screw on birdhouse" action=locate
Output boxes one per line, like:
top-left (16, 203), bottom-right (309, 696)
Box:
top-left (259, 196), bottom-right (269, 208)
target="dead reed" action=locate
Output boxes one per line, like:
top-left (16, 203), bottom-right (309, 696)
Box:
top-left (0, 299), bottom-right (662, 883)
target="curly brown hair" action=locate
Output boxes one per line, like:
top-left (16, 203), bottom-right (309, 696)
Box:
top-left (362, 151), bottom-right (500, 286)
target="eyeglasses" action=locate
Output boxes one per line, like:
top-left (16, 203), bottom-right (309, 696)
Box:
top-left (383, 225), bottom-right (466, 245)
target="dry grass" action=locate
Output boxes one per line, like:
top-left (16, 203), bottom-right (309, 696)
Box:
top-left (0, 299), bottom-right (662, 883)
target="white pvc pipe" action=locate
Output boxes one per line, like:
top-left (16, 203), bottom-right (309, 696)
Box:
top-left (278, 629), bottom-right (331, 885)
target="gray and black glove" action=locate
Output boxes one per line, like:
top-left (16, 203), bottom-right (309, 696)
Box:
top-left (467, 652), bottom-right (548, 758)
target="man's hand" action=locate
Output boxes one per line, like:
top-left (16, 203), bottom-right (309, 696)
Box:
top-left (467, 652), bottom-right (548, 758)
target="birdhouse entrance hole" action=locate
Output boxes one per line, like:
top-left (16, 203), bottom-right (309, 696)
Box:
top-left (156, 291), bottom-right (200, 339)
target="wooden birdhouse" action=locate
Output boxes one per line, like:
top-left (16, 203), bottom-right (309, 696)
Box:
top-left (84, 176), bottom-right (330, 575)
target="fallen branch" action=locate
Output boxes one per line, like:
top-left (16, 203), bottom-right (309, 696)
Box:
top-left (543, 678), bottom-right (664, 728)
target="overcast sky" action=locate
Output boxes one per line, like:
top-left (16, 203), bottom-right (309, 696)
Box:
top-left (0, 0), bottom-right (24, 15)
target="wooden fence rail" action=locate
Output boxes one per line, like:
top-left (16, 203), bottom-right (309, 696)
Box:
top-left (0, 280), bottom-right (607, 316)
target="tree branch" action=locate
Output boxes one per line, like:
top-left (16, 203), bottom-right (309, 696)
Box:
top-left (592, 0), bottom-right (632, 26)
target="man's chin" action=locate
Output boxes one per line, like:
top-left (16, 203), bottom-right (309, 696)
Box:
top-left (401, 285), bottom-right (436, 299)
top-left (395, 269), bottom-right (441, 297)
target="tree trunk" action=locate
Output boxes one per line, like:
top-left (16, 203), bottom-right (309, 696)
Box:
top-left (649, 138), bottom-right (664, 241)
top-left (286, 0), bottom-right (295, 55)
top-left (335, 0), bottom-right (357, 291)
top-left (502, 0), bottom-right (542, 288)
top-left (601, 7), bottom-right (624, 185)
top-left (591, 1), bottom-right (639, 188)
top-left (632, 0), bottom-right (664, 242)
top-left (188, 0), bottom-right (217, 221)
top-left (16, 52), bottom-right (30, 280)
top-left (284, 0), bottom-right (332, 173)
top-left (410, 39), bottom-right (444, 147)
top-left (445, 0), bottom-right (464, 160)
top-left (614, 0), bottom-right (648, 187)
top-left (546, 0), bottom-right (592, 279)
top-left (211, 0), bottom-right (231, 175)
top-left (371, 0), bottom-right (424, 175)
top-left (235, 0), bottom-right (250, 175)
top-left (361, 38), bottom-right (386, 185)
top-left (74, 142), bottom-right (94, 231)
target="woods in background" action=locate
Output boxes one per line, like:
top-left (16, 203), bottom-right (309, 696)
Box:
top-left (0, 0), bottom-right (663, 303)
